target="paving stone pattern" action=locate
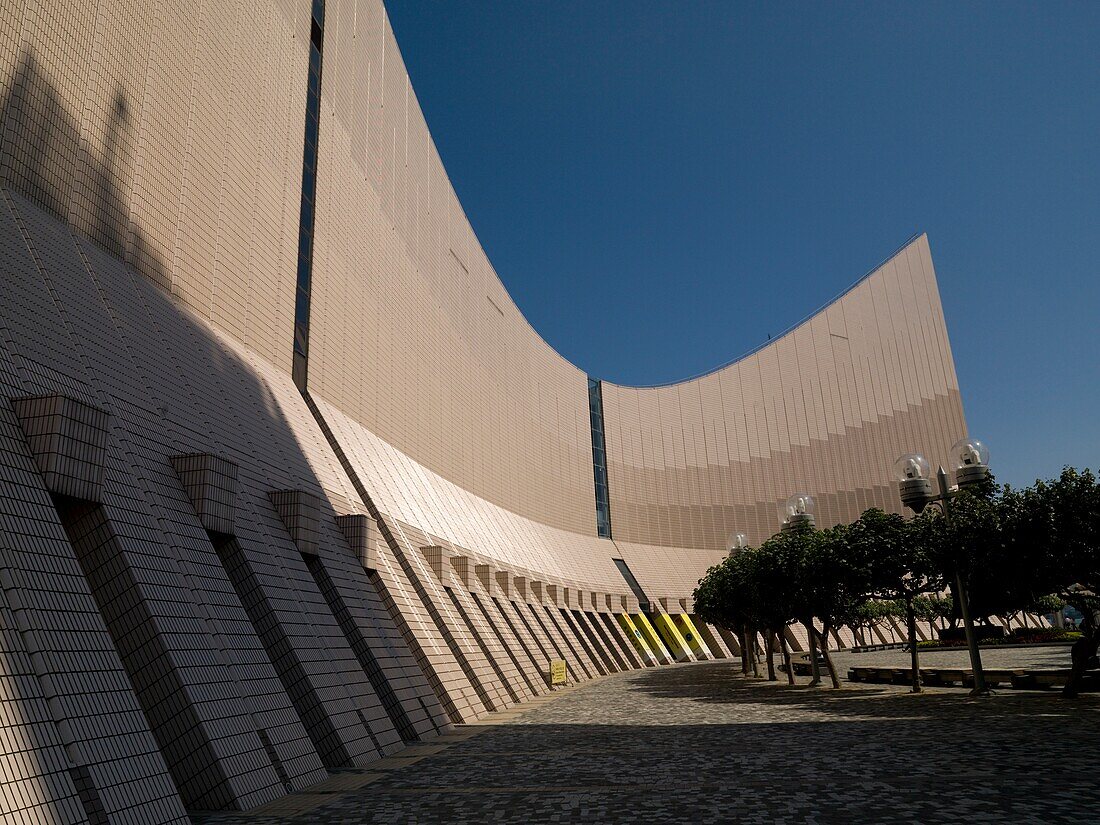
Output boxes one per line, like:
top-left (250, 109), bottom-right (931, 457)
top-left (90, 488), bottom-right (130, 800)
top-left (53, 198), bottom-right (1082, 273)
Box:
top-left (192, 661), bottom-right (1100, 824)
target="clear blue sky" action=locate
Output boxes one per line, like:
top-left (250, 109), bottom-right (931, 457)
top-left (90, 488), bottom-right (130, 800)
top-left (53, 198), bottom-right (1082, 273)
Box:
top-left (384, 1), bottom-right (1099, 490)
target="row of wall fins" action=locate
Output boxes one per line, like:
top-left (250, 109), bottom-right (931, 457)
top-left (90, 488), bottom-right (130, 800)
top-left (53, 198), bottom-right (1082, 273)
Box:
top-left (1, 390), bottom-right (782, 824)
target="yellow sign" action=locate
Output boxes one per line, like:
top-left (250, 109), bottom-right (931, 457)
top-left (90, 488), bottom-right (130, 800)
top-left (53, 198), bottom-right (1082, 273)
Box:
top-left (550, 659), bottom-right (567, 686)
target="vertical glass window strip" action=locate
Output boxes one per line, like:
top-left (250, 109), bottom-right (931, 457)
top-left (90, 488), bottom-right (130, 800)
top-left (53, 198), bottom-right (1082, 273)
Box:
top-left (292, 1), bottom-right (326, 391)
top-left (588, 378), bottom-right (612, 538)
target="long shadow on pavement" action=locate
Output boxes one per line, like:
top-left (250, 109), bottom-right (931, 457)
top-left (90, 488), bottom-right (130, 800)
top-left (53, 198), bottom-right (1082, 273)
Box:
top-left (193, 662), bottom-right (1100, 825)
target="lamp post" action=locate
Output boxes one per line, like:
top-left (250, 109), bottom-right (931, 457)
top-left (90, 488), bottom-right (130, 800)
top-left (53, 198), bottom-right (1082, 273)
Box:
top-left (726, 532), bottom-right (748, 558)
top-left (781, 493), bottom-right (816, 532)
top-left (893, 438), bottom-right (992, 697)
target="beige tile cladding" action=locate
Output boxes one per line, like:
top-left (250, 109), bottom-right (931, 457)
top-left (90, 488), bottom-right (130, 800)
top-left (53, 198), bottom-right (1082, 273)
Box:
top-left (535, 597), bottom-right (601, 681)
top-left (521, 600), bottom-right (586, 683)
top-left (0, 0), bottom-right (966, 592)
top-left (601, 236), bottom-right (966, 550)
top-left (422, 544), bottom-right (526, 709)
top-left (695, 622), bottom-right (735, 659)
top-left (171, 452), bottom-right (240, 536)
top-left (592, 611), bottom-right (634, 667)
top-left (600, 613), bottom-right (648, 669)
top-left (0, 0), bottom-right (307, 372)
top-left (583, 610), bottom-right (629, 670)
top-left (11, 393), bottom-right (110, 501)
top-left (301, 514), bottom-right (451, 742)
top-left (303, 0), bottom-right (966, 556)
top-left (502, 597), bottom-right (563, 684)
top-left (0, 586), bottom-right (95, 824)
top-left (464, 571), bottom-right (545, 700)
top-left (269, 489), bottom-right (324, 556)
top-left (336, 513), bottom-right (380, 572)
top-left (482, 586), bottom-right (554, 691)
top-left (0, 191), bottom-right (451, 815)
top-left (572, 610), bottom-right (620, 673)
top-left (0, 228), bottom-right (190, 821)
top-left (0, 0), bottom-right (971, 817)
top-left (1, 0), bottom-right (966, 545)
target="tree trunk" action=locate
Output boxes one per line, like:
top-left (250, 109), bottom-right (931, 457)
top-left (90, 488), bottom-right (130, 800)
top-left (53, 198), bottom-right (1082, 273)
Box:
top-left (779, 629), bottom-right (795, 685)
top-left (906, 596), bottom-right (922, 693)
top-left (1064, 609), bottom-right (1100, 698)
top-left (805, 620), bottom-right (821, 686)
top-left (819, 625), bottom-right (840, 689)
top-left (740, 625), bottom-right (751, 676)
top-left (765, 629), bottom-right (777, 681)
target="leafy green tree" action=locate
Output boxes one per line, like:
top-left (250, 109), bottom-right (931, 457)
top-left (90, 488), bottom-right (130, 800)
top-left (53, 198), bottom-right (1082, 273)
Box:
top-left (696, 468), bottom-right (1099, 697)
top-left (694, 551), bottom-right (759, 676)
top-left (910, 467), bottom-right (1098, 695)
top-left (848, 599), bottom-right (903, 647)
top-left (1034, 468), bottom-right (1100, 696)
top-left (911, 594), bottom-right (954, 625)
top-left (743, 540), bottom-right (803, 683)
top-left (754, 525), bottom-right (845, 686)
top-left (849, 508), bottom-right (943, 691)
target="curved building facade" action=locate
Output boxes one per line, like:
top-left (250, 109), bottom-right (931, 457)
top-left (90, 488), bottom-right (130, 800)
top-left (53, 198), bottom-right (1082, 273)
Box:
top-left (0, 1), bottom-right (964, 819)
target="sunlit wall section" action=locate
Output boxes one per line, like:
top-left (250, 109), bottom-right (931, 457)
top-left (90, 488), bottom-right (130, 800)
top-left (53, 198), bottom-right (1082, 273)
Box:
top-left (601, 235), bottom-right (967, 550)
top-left (306, 0), bottom-right (596, 537)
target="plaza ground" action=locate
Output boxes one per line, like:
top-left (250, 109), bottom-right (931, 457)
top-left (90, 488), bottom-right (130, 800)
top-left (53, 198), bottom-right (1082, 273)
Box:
top-left (194, 661), bottom-right (1099, 824)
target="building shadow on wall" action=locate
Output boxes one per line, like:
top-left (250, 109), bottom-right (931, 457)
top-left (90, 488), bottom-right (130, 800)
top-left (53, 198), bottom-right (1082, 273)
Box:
top-left (1, 47), bottom-right (168, 289)
top-left (0, 45), bottom-right (418, 815)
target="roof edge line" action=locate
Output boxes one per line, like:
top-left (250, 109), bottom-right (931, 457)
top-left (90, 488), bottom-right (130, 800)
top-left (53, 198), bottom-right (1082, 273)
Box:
top-left (603, 231), bottom-right (926, 390)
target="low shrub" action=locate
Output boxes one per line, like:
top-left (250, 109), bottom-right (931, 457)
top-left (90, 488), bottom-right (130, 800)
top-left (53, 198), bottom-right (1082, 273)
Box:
top-left (1007, 627), bottom-right (1082, 644)
top-left (918, 639), bottom-right (966, 649)
top-left (938, 625), bottom-right (1005, 643)
top-left (917, 629), bottom-right (1081, 649)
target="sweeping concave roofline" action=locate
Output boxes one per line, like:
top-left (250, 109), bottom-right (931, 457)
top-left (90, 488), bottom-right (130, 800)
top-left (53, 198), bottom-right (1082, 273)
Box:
top-left (599, 231), bottom-right (926, 389)
top-left (484, 222), bottom-right (924, 389)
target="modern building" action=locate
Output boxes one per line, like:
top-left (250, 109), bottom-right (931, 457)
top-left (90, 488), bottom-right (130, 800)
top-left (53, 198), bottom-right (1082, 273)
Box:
top-left (0, 1), bottom-right (966, 820)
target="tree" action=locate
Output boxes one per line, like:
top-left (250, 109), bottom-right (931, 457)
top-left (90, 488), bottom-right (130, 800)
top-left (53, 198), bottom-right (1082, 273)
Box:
top-left (911, 594), bottom-right (954, 628)
top-left (695, 467), bottom-right (1100, 698)
top-left (744, 541), bottom-right (802, 684)
top-left (1035, 468), bottom-right (1100, 696)
top-left (847, 599), bottom-right (903, 647)
top-left (754, 526), bottom-right (844, 686)
top-left (918, 466), bottom-right (1099, 696)
top-left (852, 508), bottom-right (944, 692)
top-left (694, 551), bottom-right (758, 676)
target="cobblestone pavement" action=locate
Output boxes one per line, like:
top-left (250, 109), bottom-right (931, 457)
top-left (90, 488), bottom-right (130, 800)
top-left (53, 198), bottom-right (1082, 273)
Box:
top-left (192, 662), bottom-right (1099, 825)
top-left (834, 643), bottom-right (1072, 672)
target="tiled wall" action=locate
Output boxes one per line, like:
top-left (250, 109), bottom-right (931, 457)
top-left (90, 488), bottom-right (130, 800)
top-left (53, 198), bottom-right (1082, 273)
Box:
top-left (0, 0), bottom-right (308, 372)
top-left (306, 0), bottom-right (595, 536)
top-left (602, 236), bottom-right (967, 549)
top-left (0, 0), bottom-right (966, 555)
top-left (0, 0), bottom-right (967, 819)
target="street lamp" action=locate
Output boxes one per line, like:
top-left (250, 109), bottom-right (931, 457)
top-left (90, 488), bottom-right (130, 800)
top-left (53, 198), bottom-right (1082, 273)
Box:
top-left (951, 438), bottom-right (991, 488)
top-left (781, 493), bottom-right (815, 532)
top-left (893, 453), bottom-right (933, 512)
top-left (727, 532), bottom-right (748, 557)
top-left (894, 438), bottom-right (993, 696)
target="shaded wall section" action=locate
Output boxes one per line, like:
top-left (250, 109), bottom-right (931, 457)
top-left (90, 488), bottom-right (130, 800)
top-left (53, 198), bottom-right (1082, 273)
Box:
top-left (0, 0), bottom-right (308, 370)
